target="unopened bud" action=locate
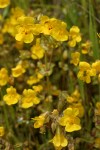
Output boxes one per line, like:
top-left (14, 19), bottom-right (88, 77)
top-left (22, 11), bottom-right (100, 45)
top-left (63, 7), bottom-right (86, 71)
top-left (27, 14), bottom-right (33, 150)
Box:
top-left (63, 50), bottom-right (68, 60)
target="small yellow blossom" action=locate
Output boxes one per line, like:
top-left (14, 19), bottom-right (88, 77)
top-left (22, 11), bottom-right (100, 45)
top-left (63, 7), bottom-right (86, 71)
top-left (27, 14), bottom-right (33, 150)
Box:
top-left (77, 62), bottom-right (96, 83)
top-left (32, 85), bottom-right (43, 92)
top-left (10, 7), bottom-right (25, 25)
top-left (27, 76), bottom-right (39, 85)
top-left (0, 0), bottom-right (10, 8)
top-left (12, 64), bottom-right (26, 78)
top-left (51, 21), bottom-right (69, 41)
top-left (27, 71), bottom-right (44, 85)
top-left (2, 19), bottom-right (16, 36)
top-left (68, 26), bottom-right (81, 47)
top-left (50, 127), bottom-right (68, 149)
top-left (31, 38), bottom-right (45, 59)
top-left (21, 89), bottom-right (40, 108)
top-left (59, 107), bottom-right (81, 132)
top-left (0, 126), bottom-right (5, 137)
top-left (66, 89), bottom-right (80, 103)
top-left (66, 96), bottom-right (75, 103)
top-left (81, 41), bottom-right (91, 54)
top-left (40, 16), bottom-right (68, 41)
top-left (15, 16), bottom-right (39, 43)
top-left (92, 60), bottom-right (100, 73)
top-left (72, 89), bottom-right (80, 100)
top-left (94, 138), bottom-right (100, 148)
top-left (37, 72), bottom-right (44, 79)
top-left (69, 102), bottom-right (84, 118)
top-left (39, 15), bottom-right (54, 35)
top-left (2, 7), bottom-right (24, 36)
top-left (70, 52), bottom-right (80, 66)
top-left (32, 114), bottom-right (45, 128)
top-left (0, 68), bottom-right (9, 86)
top-left (3, 86), bottom-right (20, 105)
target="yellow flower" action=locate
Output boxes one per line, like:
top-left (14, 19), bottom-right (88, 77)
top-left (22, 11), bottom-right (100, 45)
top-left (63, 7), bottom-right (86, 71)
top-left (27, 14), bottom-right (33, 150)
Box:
top-left (51, 21), bottom-right (68, 41)
top-left (0, 126), bottom-right (5, 137)
top-left (32, 85), bottom-right (43, 92)
top-left (69, 102), bottom-right (84, 118)
top-left (40, 16), bottom-right (68, 41)
top-left (59, 107), bottom-right (81, 132)
top-left (0, 0), bottom-right (10, 8)
top-left (12, 64), bottom-right (26, 77)
top-left (39, 15), bottom-right (53, 35)
top-left (10, 7), bottom-right (25, 25)
top-left (2, 7), bottom-right (24, 36)
top-left (66, 96), bottom-right (75, 103)
top-left (21, 89), bottom-right (40, 108)
top-left (31, 38), bottom-right (45, 59)
top-left (77, 62), bottom-right (96, 83)
top-left (94, 138), bottom-right (100, 148)
top-left (0, 68), bottom-right (9, 86)
top-left (50, 127), bottom-right (68, 149)
top-left (81, 41), bottom-right (91, 54)
top-left (92, 60), bottom-right (100, 73)
top-left (32, 114), bottom-right (45, 128)
top-left (72, 89), bottom-right (80, 100)
top-left (3, 86), bottom-right (20, 105)
top-left (66, 89), bottom-right (80, 103)
top-left (37, 72), bottom-right (44, 79)
top-left (27, 76), bottom-right (39, 85)
top-left (2, 19), bottom-right (16, 36)
top-left (70, 52), bottom-right (80, 66)
top-left (27, 71), bottom-right (44, 85)
top-left (15, 16), bottom-right (39, 43)
top-left (68, 26), bottom-right (81, 47)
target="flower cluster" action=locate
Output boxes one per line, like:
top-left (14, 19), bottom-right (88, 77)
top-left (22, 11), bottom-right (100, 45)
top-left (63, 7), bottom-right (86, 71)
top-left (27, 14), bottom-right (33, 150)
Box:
top-left (0, 2), bottom-right (100, 150)
top-left (77, 62), bottom-right (96, 83)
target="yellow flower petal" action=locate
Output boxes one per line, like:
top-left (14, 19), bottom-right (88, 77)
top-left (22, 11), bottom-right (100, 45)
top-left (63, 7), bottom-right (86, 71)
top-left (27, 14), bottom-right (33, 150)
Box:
top-left (24, 33), bottom-right (34, 43)
top-left (0, 126), bottom-right (5, 137)
top-left (0, 0), bottom-right (10, 8)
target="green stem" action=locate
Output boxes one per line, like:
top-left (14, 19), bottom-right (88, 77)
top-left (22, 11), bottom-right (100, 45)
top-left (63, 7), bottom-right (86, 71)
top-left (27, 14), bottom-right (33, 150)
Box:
top-left (3, 105), bottom-right (10, 130)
